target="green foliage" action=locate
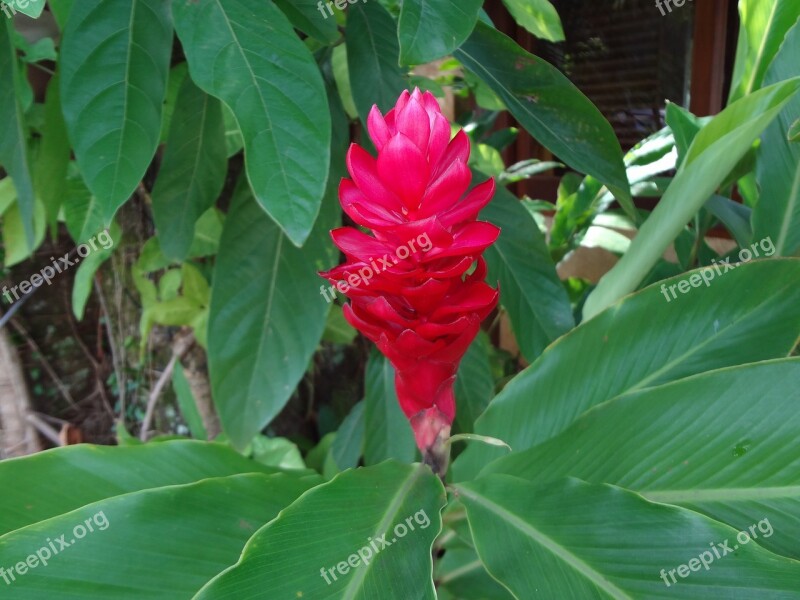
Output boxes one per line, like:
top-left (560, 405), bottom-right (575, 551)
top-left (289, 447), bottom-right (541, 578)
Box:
top-left (1, 1), bottom-right (799, 597)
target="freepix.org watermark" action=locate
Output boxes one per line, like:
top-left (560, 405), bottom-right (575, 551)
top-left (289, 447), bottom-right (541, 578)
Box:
top-left (660, 236), bottom-right (775, 303)
top-left (316, 0), bottom-right (367, 19)
top-left (319, 509), bottom-right (431, 585)
top-left (655, 0), bottom-right (693, 16)
top-left (320, 233), bottom-right (432, 303)
top-left (1, 510), bottom-right (110, 586)
top-left (1, 0), bottom-right (45, 19)
top-left (2, 229), bottom-right (114, 306)
top-left (659, 518), bottom-right (773, 587)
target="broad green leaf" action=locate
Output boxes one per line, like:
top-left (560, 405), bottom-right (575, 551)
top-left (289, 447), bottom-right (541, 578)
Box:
top-left (0, 440), bottom-right (287, 535)
top-left (35, 74), bottom-right (70, 237)
top-left (273, 0), bottom-right (339, 44)
top-left (753, 20), bottom-right (800, 256)
top-left (152, 77), bottom-right (227, 261)
top-left (0, 21), bottom-right (35, 248)
top-left (172, 0), bottom-right (330, 246)
top-left (584, 77), bottom-right (800, 318)
top-left (363, 351), bottom-right (416, 465)
top-left (453, 259), bottom-right (800, 481)
top-left (207, 179), bottom-right (334, 450)
top-left (71, 222), bottom-right (120, 320)
top-left (398, 0), bottom-right (482, 65)
top-left (59, 0), bottom-right (172, 222)
top-left (457, 476), bottom-right (800, 599)
top-left (500, 0), bottom-right (564, 42)
top-left (455, 23), bottom-right (632, 218)
top-left (172, 361), bottom-right (207, 439)
top-left (0, 473), bottom-right (318, 599)
top-left (194, 462), bottom-right (445, 600)
top-left (347, 1), bottom-right (408, 122)
top-left (453, 332), bottom-right (494, 434)
top-left (331, 401), bottom-right (365, 470)
top-left (480, 182), bottom-right (574, 361)
top-left (729, 0), bottom-right (800, 102)
top-left (485, 359), bottom-right (800, 560)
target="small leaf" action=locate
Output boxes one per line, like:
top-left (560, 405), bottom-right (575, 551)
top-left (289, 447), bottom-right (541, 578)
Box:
top-left (501, 0), bottom-right (564, 42)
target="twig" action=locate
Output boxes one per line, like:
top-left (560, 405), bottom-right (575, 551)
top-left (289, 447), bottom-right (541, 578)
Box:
top-left (139, 333), bottom-right (195, 441)
top-left (26, 413), bottom-right (63, 447)
top-left (9, 317), bottom-right (77, 408)
top-left (62, 286), bottom-right (115, 418)
top-left (94, 276), bottom-right (126, 416)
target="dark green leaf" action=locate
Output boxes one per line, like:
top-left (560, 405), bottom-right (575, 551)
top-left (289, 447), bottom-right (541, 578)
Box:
top-left (347, 1), bottom-right (408, 122)
top-left (152, 78), bottom-right (227, 261)
top-left (753, 20), bottom-right (800, 256)
top-left (480, 183), bottom-right (574, 361)
top-left (0, 21), bottom-right (35, 249)
top-left (273, 0), bottom-right (340, 44)
top-left (172, 0), bottom-right (331, 246)
top-left (363, 350), bottom-right (416, 464)
top-left (454, 332), bottom-right (494, 434)
top-left (398, 0), bottom-right (482, 65)
top-left (207, 180), bottom-right (334, 449)
top-left (60, 0), bottom-right (172, 222)
top-left (455, 23), bottom-right (632, 217)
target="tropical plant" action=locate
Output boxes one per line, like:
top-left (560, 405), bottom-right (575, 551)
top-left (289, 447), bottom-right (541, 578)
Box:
top-left (1, 0), bottom-right (799, 598)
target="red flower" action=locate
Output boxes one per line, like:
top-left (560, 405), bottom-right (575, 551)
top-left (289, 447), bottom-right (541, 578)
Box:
top-left (320, 89), bottom-right (499, 472)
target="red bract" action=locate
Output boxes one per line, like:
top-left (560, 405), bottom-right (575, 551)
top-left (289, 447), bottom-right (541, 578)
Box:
top-left (320, 88), bottom-right (499, 473)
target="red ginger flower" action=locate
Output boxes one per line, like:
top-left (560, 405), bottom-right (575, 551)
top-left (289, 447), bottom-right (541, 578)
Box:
top-left (320, 88), bottom-right (499, 474)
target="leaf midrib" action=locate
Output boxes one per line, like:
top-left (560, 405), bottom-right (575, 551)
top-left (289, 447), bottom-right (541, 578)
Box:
top-left (645, 486), bottom-right (800, 504)
top-left (213, 0), bottom-right (296, 228)
top-left (340, 466), bottom-right (428, 600)
top-left (457, 484), bottom-right (633, 600)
